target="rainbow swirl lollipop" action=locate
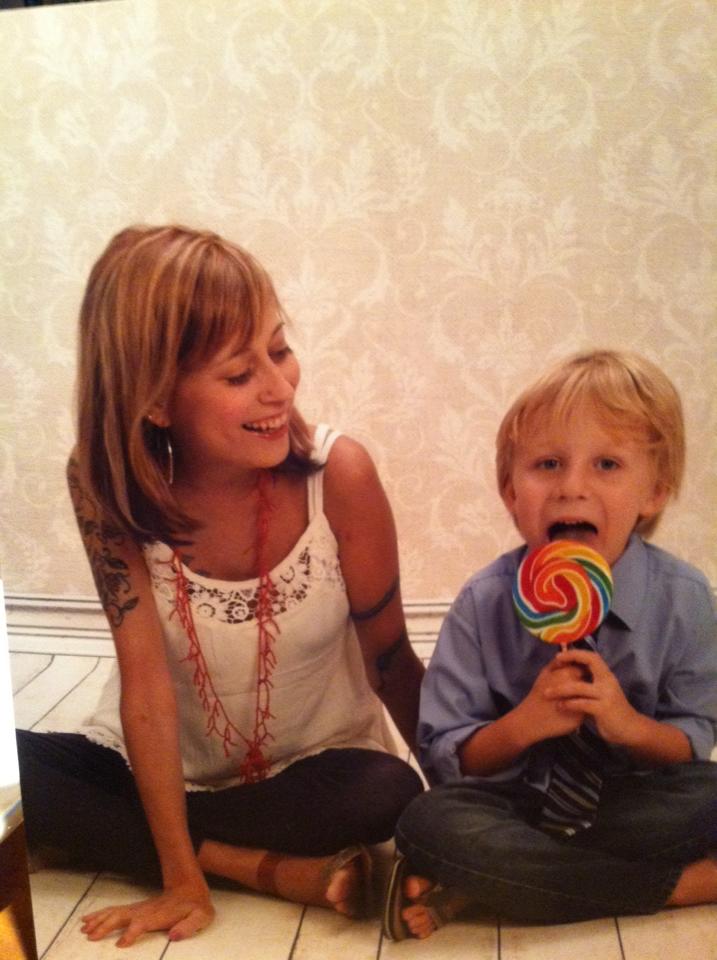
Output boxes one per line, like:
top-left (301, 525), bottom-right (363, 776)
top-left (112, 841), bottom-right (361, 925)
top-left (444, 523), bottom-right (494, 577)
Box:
top-left (512, 540), bottom-right (613, 646)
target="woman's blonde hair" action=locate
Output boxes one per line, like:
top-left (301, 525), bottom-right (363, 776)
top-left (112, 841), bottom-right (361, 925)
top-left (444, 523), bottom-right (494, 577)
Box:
top-left (76, 224), bottom-right (314, 542)
top-left (495, 349), bottom-right (685, 537)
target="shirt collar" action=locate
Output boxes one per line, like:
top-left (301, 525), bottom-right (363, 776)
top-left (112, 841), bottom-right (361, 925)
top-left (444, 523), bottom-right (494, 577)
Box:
top-left (608, 533), bottom-right (648, 631)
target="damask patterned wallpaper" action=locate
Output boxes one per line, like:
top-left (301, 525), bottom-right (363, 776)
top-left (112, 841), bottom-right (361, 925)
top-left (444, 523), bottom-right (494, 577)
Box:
top-left (1, 0), bottom-right (715, 600)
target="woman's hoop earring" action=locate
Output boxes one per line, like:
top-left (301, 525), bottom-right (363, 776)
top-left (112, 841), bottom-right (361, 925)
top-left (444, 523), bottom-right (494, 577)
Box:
top-left (145, 414), bottom-right (174, 485)
top-left (165, 431), bottom-right (175, 486)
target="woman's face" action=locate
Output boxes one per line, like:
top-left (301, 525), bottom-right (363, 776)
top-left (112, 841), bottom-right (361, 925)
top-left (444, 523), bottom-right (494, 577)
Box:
top-left (164, 312), bottom-right (301, 483)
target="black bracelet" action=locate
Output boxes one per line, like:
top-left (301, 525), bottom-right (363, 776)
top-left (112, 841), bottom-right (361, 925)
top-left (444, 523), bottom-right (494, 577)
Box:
top-left (350, 575), bottom-right (400, 622)
top-left (375, 631), bottom-right (407, 674)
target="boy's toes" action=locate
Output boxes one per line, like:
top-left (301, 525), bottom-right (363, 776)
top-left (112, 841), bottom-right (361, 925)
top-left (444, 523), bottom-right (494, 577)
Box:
top-left (404, 874), bottom-right (433, 902)
top-left (402, 903), bottom-right (438, 939)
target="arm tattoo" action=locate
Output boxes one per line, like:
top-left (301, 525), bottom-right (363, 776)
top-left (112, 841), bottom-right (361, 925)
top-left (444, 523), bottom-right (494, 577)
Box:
top-left (350, 575), bottom-right (399, 622)
top-left (68, 459), bottom-right (139, 628)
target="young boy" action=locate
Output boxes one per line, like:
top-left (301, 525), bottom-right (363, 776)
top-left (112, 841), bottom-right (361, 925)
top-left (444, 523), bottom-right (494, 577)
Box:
top-left (385, 350), bottom-right (717, 939)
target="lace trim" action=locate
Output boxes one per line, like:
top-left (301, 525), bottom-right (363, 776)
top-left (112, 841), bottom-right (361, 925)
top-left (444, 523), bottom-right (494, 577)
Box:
top-left (149, 533), bottom-right (344, 625)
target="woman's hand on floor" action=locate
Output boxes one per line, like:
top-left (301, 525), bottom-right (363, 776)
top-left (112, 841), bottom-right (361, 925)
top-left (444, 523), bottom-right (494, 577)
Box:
top-left (80, 876), bottom-right (215, 947)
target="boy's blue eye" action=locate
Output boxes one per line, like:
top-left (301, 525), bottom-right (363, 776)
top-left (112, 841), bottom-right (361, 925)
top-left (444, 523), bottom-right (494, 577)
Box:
top-left (597, 458), bottom-right (620, 471)
top-left (537, 458), bottom-right (560, 470)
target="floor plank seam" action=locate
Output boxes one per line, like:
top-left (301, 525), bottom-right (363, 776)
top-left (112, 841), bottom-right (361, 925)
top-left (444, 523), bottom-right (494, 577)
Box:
top-left (613, 915), bottom-right (627, 960)
top-left (286, 903), bottom-right (307, 960)
top-left (373, 920), bottom-right (383, 959)
top-left (12, 653), bottom-right (55, 697)
top-left (31, 656), bottom-right (102, 731)
top-left (158, 930), bottom-right (173, 959)
top-left (38, 870), bottom-right (99, 959)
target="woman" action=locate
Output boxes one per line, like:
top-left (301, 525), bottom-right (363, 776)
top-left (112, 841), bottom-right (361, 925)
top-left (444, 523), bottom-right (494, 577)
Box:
top-left (17, 225), bottom-right (424, 947)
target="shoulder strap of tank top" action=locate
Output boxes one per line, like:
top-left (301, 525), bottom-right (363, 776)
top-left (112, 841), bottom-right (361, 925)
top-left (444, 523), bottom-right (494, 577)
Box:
top-left (308, 424), bottom-right (341, 520)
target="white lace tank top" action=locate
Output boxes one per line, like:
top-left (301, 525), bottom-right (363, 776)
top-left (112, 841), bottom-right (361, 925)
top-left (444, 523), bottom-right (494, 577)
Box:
top-left (82, 425), bottom-right (396, 789)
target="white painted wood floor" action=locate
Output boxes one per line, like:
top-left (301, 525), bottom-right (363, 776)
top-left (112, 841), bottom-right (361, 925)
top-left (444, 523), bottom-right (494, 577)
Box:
top-left (11, 651), bottom-right (717, 960)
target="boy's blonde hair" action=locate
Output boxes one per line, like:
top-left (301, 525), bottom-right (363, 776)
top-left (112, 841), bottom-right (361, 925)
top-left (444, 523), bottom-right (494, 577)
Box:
top-left (76, 224), bottom-right (314, 542)
top-left (495, 349), bottom-right (685, 537)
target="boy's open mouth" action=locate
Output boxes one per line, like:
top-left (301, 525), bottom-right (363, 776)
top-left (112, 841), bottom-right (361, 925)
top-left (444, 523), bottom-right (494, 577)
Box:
top-left (548, 521), bottom-right (598, 541)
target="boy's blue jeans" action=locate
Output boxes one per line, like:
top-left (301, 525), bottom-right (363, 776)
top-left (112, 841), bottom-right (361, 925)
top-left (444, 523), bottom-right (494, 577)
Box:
top-left (396, 761), bottom-right (717, 923)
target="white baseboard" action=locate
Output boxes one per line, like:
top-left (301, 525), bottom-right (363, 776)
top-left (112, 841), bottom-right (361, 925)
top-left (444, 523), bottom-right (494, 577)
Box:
top-left (6, 594), bottom-right (115, 656)
top-left (5, 593), bottom-right (448, 659)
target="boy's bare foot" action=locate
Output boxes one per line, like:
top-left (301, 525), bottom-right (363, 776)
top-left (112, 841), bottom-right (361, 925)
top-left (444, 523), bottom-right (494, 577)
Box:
top-left (667, 856), bottom-right (717, 906)
top-left (402, 873), bottom-right (437, 938)
top-left (401, 873), bottom-right (472, 939)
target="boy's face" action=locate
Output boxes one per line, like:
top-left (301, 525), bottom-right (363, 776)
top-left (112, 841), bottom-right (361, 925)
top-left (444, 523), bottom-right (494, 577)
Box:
top-left (502, 402), bottom-right (668, 567)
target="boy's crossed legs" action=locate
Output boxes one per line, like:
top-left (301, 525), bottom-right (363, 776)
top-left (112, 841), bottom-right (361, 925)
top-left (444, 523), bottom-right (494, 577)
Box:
top-left (392, 761), bottom-right (717, 937)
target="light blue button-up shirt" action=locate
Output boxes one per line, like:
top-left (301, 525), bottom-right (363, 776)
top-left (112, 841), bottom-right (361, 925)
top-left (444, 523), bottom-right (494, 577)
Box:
top-left (419, 535), bottom-right (717, 786)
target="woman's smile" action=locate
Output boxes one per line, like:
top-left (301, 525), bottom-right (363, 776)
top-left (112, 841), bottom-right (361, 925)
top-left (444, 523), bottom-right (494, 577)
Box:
top-left (242, 412), bottom-right (290, 436)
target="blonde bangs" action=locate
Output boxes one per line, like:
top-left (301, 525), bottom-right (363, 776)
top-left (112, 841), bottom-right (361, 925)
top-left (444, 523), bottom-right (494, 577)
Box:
top-left (496, 350), bottom-right (685, 532)
top-left (177, 240), bottom-right (278, 371)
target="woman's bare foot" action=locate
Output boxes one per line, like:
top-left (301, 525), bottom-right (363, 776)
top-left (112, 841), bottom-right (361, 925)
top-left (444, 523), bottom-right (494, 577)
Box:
top-left (199, 840), bottom-right (370, 917)
top-left (274, 848), bottom-right (368, 916)
top-left (401, 874), bottom-right (471, 939)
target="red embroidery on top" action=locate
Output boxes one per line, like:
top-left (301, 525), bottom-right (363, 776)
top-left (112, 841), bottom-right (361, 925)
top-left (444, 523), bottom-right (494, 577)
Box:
top-left (170, 471), bottom-right (280, 783)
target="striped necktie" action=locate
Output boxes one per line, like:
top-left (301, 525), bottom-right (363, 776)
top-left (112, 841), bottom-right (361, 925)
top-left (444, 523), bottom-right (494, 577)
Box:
top-left (538, 636), bottom-right (608, 837)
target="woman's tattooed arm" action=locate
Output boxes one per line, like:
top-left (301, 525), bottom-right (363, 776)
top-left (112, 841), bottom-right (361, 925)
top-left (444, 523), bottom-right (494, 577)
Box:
top-left (67, 457), bottom-right (138, 627)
